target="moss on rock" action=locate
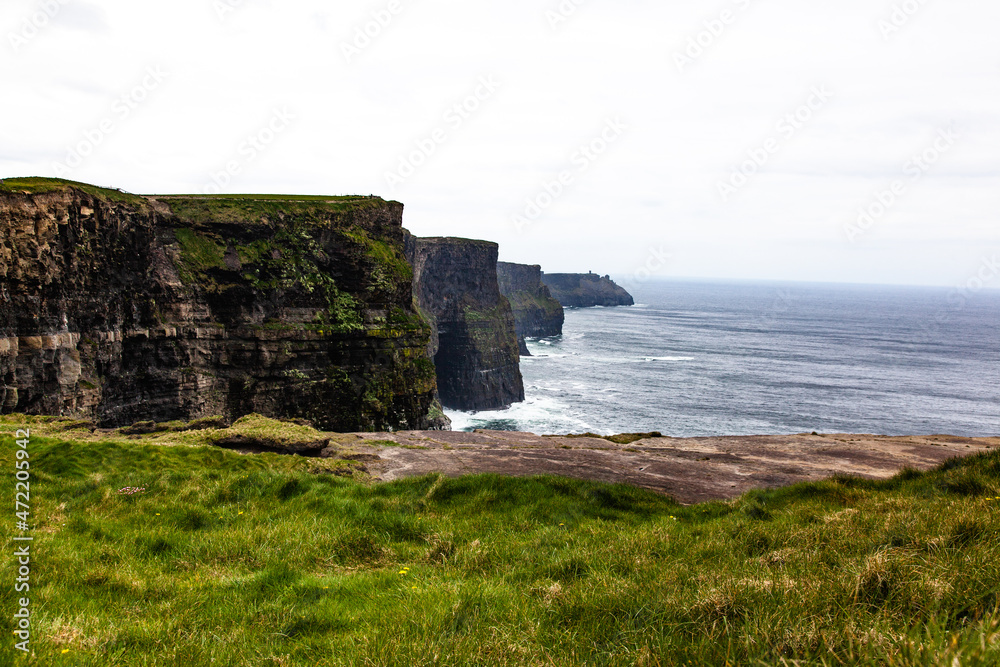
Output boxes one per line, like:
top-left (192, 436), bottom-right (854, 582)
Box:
top-left (1, 181), bottom-right (439, 432)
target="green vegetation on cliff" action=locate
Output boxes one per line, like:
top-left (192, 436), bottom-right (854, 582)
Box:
top-left (157, 195), bottom-right (391, 227)
top-left (496, 262), bottom-right (564, 339)
top-left (173, 228), bottom-right (227, 281)
top-left (1, 179), bottom-right (436, 432)
top-left (0, 177), bottom-right (150, 207)
top-left (5, 416), bottom-right (1000, 665)
top-left (342, 227), bottom-right (414, 296)
top-left (503, 291), bottom-right (562, 316)
top-left (172, 225), bottom-right (365, 332)
top-left (502, 290), bottom-right (564, 324)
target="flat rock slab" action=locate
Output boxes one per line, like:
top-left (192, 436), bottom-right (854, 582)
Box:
top-left (347, 431), bottom-right (1000, 504)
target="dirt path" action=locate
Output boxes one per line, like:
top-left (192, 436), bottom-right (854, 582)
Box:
top-left (342, 430), bottom-right (1000, 504)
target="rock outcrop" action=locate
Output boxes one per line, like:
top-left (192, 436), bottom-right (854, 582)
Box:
top-left (541, 272), bottom-right (634, 308)
top-left (496, 262), bottom-right (564, 341)
top-left (0, 178), bottom-right (438, 431)
top-left (407, 236), bottom-right (524, 412)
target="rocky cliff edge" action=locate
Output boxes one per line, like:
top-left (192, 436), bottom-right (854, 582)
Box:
top-left (0, 178), bottom-right (438, 430)
top-left (407, 235), bottom-right (524, 412)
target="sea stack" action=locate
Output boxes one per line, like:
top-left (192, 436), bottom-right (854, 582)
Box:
top-left (406, 236), bottom-right (524, 412)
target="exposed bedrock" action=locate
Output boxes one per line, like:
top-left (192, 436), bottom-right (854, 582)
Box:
top-left (0, 178), bottom-right (438, 431)
top-left (496, 262), bottom-right (564, 341)
top-left (406, 235), bottom-right (524, 412)
top-left (541, 272), bottom-right (634, 308)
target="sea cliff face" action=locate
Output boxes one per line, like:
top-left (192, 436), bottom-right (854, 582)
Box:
top-left (496, 262), bottom-right (564, 340)
top-left (0, 178), bottom-right (437, 431)
top-left (541, 273), bottom-right (634, 308)
top-left (407, 236), bottom-right (524, 411)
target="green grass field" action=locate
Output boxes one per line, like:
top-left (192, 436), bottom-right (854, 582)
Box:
top-left (2, 415), bottom-right (999, 666)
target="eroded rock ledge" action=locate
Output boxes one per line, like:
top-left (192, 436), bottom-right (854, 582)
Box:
top-left (352, 430), bottom-right (999, 504)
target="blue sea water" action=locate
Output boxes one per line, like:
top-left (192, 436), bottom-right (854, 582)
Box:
top-left (446, 279), bottom-right (1000, 437)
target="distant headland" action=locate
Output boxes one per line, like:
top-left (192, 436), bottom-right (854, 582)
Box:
top-left (541, 272), bottom-right (635, 308)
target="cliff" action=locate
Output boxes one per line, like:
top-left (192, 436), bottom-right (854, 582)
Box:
top-left (496, 262), bottom-right (564, 341)
top-left (407, 236), bottom-right (524, 412)
top-left (541, 272), bottom-right (634, 308)
top-left (0, 177), bottom-right (438, 431)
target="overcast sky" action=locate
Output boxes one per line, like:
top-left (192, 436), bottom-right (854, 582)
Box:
top-left (3, 0), bottom-right (999, 289)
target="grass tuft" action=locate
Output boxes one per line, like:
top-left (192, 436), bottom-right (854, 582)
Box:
top-left (4, 422), bottom-right (1000, 665)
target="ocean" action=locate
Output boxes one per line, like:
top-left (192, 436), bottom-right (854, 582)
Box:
top-left (446, 279), bottom-right (1000, 437)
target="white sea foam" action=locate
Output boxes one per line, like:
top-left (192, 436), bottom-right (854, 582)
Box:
top-left (445, 395), bottom-right (593, 434)
top-left (578, 355), bottom-right (694, 364)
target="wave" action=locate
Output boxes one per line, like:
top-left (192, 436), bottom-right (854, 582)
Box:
top-left (445, 395), bottom-right (594, 435)
top-left (577, 355), bottom-right (695, 364)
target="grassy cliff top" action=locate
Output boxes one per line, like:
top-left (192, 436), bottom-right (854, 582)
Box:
top-left (415, 237), bottom-right (501, 254)
top-left (152, 193), bottom-right (377, 203)
top-left (155, 195), bottom-right (396, 227)
top-left (0, 177), bottom-right (150, 207)
top-left (0, 178), bottom-right (398, 223)
top-left (417, 236), bottom-right (498, 245)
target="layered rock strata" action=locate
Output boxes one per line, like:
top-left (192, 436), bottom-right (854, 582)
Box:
top-left (0, 178), bottom-right (438, 431)
top-left (407, 236), bottom-right (524, 412)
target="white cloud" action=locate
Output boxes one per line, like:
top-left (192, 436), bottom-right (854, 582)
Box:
top-left (1, 0), bottom-right (998, 287)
